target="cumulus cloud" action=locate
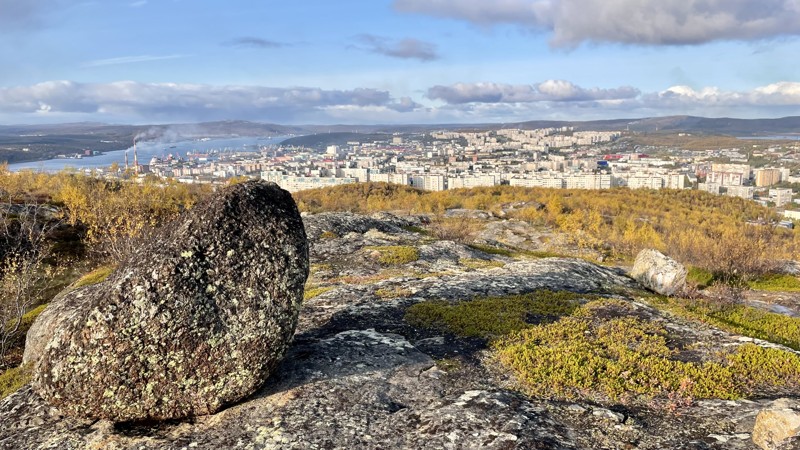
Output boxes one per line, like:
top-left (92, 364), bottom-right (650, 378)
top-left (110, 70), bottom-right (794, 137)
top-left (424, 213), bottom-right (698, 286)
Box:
top-left (223, 37), bottom-right (291, 49)
top-left (353, 34), bottom-right (440, 61)
top-left (427, 80), bottom-right (800, 119)
top-left (427, 80), bottom-right (640, 104)
top-left (647, 82), bottom-right (800, 107)
top-left (0, 81), bottom-right (422, 122)
top-left (394, 0), bottom-right (800, 46)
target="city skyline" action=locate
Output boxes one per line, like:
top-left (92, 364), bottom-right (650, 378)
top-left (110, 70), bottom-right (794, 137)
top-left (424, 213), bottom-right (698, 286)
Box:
top-left (1, 0), bottom-right (800, 125)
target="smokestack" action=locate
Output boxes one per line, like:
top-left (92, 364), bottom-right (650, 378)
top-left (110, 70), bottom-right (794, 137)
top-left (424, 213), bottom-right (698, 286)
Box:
top-left (133, 138), bottom-right (139, 175)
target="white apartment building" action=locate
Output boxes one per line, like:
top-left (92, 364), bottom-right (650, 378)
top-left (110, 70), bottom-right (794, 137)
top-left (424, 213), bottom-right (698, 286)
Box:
top-left (770, 188), bottom-right (794, 207)
top-left (564, 174), bottom-right (612, 190)
top-left (707, 171), bottom-right (745, 186)
top-left (260, 171), bottom-right (356, 192)
top-left (510, 175), bottom-right (564, 189)
top-left (726, 185), bottom-right (755, 200)
top-left (697, 183), bottom-right (722, 195)
top-left (447, 174), bottom-right (499, 189)
top-left (410, 174), bottom-right (446, 191)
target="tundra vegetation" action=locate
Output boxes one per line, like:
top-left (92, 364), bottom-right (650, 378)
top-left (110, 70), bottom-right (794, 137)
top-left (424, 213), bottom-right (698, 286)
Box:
top-left (407, 293), bottom-right (800, 405)
top-left (2, 170), bottom-right (800, 410)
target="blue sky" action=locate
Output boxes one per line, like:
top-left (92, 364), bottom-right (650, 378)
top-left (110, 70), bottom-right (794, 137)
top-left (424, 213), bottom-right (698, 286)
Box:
top-left (1, 0), bottom-right (800, 124)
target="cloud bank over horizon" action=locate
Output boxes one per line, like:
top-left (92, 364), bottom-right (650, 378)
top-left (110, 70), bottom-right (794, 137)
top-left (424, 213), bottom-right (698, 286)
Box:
top-left (1, 79), bottom-right (799, 124)
top-left (394, 0), bottom-right (800, 47)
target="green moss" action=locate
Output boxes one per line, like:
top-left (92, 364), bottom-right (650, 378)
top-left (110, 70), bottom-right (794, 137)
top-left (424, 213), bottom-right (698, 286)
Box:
top-left (644, 296), bottom-right (800, 351)
top-left (404, 290), bottom-right (589, 339)
top-left (73, 265), bottom-right (116, 288)
top-left (20, 304), bottom-right (47, 330)
top-left (320, 231), bottom-right (339, 239)
top-left (748, 274), bottom-right (800, 292)
top-left (303, 286), bottom-right (333, 301)
top-left (0, 364), bottom-right (32, 400)
top-left (515, 250), bottom-right (566, 259)
top-left (494, 301), bottom-right (800, 403)
top-left (687, 267), bottom-right (715, 288)
top-left (458, 258), bottom-right (505, 270)
top-left (366, 246), bottom-right (420, 265)
top-left (401, 225), bottom-right (429, 235)
top-left (468, 243), bottom-right (565, 259)
top-left (467, 244), bottom-right (514, 257)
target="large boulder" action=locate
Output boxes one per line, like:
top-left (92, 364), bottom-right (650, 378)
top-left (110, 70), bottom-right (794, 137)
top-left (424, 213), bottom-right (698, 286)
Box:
top-left (753, 399), bottom-right (800, 450)
top-left (629, 249), bottom-right (687, 296)
top-left (32, 181), bottom-right (308, 422)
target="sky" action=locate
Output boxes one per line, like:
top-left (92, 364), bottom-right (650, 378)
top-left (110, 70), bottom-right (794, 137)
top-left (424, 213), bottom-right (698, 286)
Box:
top-left (1, 0), bottom-right (800, 125)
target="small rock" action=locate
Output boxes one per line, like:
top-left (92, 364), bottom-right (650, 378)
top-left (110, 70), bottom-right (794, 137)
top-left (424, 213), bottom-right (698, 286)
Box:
top-left (629, 249), bottom-right (687, 296)
top-left (753, 398), bottom-right (800, 450)
top-left (567, 404), bottom-right (587, 414)
top-left (592, 408), bottom-right (625, 423)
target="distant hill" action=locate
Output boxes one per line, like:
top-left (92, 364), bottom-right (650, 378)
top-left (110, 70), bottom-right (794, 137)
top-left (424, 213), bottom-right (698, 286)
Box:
top-left (280, 132), bottom-right (396, 150)
top-left (2, 116), bottom-right (799, 164)
top-left (0, 121), bottom-right (305, 164)
top-left (509, 115), bottom-right (800, 135)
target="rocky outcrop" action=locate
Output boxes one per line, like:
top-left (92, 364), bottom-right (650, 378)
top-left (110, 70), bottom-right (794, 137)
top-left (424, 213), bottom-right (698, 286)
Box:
top-left (753, 399), bottom-right (800, 450)
top-left (3, 210), bottom-right (799, 449)
top-left (22, 288), bottom-right (80, 365)
top-left (630, 248), bottom-right (688, 296)
top-left (32, 181), bottom-right (309, 422)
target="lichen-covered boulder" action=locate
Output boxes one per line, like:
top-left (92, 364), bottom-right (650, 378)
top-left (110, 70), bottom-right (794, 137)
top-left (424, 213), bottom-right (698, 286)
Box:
top-left (33, 181), bottom-right (308, 422)
top-left (753, 398), bottom-right (800, 450)
top-left (629, 249), bottom-right (687, 297)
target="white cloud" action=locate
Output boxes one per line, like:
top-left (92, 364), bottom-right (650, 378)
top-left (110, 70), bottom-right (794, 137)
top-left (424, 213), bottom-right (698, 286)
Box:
top-left (427, 80), bottom-right (640, 103)
top-left (352, 34), bottom-right (440, 61)
top-left (426, 80), bottom-right (800, 120)
top-left (0, 81), bottom-right (423, 123)
top-left (394, 0), bottom-right (800, 46)
top-left (2, 79), bottom-right (799, 124)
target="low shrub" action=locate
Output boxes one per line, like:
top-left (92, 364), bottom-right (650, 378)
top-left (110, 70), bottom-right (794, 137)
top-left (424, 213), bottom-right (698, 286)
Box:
top-left (686, 267), bottom-right (715, 288)
top-left (748, 274), bottom-right (800, 292)
top-left (404, 290), bottom-right (588, 339)
top-left (645, 296), bottom-right (800, 351)
top-left (0, 364), bottom-right (32, 400)
top-left (366, 246), bottom-right (420, 266)
top-left (303, 286), bottom-right (333, 301)
top-left (458, 258), bottom-right (505, 270)
top-left (73, 265), bottom-right (116, 288)
top-left (494, 302), bottom-right (800, 403)
top-left (467, 244), bottom-right (514, 257)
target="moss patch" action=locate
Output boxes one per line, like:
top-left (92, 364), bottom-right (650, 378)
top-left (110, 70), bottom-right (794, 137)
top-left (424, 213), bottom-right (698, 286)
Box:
top-left (494, 301), bottom-right (800, 403)
top-left (0, 364), bottom-right (32, 400)
top-left (320, 231), bottom-right (339, 240)
top-left (303, 286), bottom-right (334, 301)
top-left (401, 225), bottom-right (429, 235)
top-left (687, 266), bottom-right (715, 288)
top-left (748, 274), bottom-right (800, 292)
top-left (467, 243), bottom-right (514, 257)
top-left (405, 290), bottom-right (589, 339)
top-left (459, 258), bottom-right (505, 270)
top-left (366, 246), bottom-right (420, 266)
top-left (644, 296), bottom-right (800, 351)
top-left (73, 265), bottom-right (116, 288)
